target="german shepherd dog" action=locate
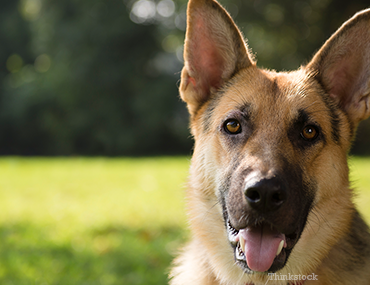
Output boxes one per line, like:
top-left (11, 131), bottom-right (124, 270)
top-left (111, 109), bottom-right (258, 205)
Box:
top-left (170, 0), bottom-right (370, 284)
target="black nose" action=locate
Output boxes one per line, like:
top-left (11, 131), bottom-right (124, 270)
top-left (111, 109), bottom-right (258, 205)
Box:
top-left (244, 178), bottom-right (286, 213)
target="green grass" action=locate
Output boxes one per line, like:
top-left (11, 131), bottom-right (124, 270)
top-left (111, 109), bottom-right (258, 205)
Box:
top-left (350, 156), bottom-right (370, 220)
top-left (0, 157), bottom-right (190, 285)
top-left (0, 156), bottom-right (369, 284)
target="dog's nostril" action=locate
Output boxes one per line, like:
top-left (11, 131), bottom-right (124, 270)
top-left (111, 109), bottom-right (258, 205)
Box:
top-left (245, 188), bottom-right (261, 203)
top-left (272, 190), bottom-right (285, 205)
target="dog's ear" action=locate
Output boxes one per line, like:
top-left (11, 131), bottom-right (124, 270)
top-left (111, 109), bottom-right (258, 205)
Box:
top-left (307, 9), bottom-right (370, 126)
top-left (180, 0), bottom-right (254, 116)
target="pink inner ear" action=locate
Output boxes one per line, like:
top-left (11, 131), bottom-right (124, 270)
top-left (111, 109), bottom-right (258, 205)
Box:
top-left (327, 55), bottom-right (365, 109)
top-left (328, 60), bottom-right (353, 105)
top-left (187, 15), bottom-right (226, 98)
top-left (188, 76), bottom-right (197, 88)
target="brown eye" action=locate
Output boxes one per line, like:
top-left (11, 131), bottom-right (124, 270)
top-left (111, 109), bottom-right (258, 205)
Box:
top-left (224, 119), bottom-right (241, 134)
top-left (301, 125), bottom-right (319, 141)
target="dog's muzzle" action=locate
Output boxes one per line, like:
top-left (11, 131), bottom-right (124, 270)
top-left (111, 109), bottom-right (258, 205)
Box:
top-left (225, 175), bottom-right (302, 273)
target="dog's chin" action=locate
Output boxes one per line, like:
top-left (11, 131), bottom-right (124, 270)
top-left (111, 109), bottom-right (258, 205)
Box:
top-left (226, 219), bottom-right (300, 274)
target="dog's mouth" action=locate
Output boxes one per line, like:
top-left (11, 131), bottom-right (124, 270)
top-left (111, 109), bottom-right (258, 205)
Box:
top-left (227, 219), bottom-right (299, 273)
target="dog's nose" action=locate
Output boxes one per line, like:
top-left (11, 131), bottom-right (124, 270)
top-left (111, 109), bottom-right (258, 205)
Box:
top-left (244, 178), bottom-right (286, 212)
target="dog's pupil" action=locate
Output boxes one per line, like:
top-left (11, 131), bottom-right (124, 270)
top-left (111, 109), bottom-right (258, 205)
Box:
top-left (304, 126), bottom-right (316, 139)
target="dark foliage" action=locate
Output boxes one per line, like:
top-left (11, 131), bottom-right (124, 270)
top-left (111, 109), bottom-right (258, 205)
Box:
top-left (0, 0), bottom-right (369, 155)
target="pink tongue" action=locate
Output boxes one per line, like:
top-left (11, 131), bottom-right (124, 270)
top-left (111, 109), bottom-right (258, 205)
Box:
top-left (239, 224), bottom-right (285, 272)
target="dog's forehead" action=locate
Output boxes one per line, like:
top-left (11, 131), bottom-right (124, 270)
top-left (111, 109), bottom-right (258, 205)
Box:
top-left (214, 68), bottom-right (324, 122)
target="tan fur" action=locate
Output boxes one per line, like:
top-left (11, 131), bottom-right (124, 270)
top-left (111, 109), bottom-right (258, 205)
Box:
top-left (170, 1), bottom-right (370, 284)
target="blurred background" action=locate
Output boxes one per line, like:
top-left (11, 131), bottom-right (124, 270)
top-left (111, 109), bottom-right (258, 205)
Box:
top-left (1, 1), bottom-right (370, 285)
top-left (1, 0), bottom-right (370, 157)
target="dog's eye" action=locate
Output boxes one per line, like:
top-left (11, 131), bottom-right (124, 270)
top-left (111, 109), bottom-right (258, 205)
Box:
top-left (301, 125), bottom-right (319, 141)
top-left (224, 119), bottom-right (241, 134)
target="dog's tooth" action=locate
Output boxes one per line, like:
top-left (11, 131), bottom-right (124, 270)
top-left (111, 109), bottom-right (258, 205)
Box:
top-left (276, 240), bottom-right (284, 256)
top-left (239, 235), bottom-right (245, 253)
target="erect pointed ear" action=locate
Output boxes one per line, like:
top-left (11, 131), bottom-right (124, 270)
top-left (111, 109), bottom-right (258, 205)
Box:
top-left (307, 9), bottom-right (370, 126)
top-left (180, 0), bottom-right (254, 116)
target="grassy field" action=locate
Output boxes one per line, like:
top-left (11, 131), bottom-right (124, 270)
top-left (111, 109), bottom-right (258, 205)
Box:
top-left (0, 156), bottom-right (369, 285)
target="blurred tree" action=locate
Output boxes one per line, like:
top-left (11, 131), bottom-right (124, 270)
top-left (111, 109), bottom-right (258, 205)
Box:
top-left (1, 0), bottom-right (190, 155)
top-left (0, 0), bottom-right (33, 154)
top-left (0, 0), bottom-right (369, 155)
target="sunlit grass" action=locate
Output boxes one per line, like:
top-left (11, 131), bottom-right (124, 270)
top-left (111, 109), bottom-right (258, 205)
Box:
top-left (350, 156), bottom-right (370, 221)
top-left (0, 157), bottom-right (190, 284)
top-left (0, 156), bottom-right (369, 284)
top-left (0, 157), bottom-right (189, 229)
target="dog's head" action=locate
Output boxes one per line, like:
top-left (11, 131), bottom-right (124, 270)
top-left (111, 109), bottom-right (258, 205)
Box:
top-left (179, 0), bottom-right (370, 279)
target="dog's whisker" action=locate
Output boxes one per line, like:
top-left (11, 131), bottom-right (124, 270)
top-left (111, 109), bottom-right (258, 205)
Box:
top-left (201, 200), bottom-right (222, 223)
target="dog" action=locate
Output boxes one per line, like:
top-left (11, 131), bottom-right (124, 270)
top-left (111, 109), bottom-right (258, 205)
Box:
top-left (169, 0), bottom-right (370, 284)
